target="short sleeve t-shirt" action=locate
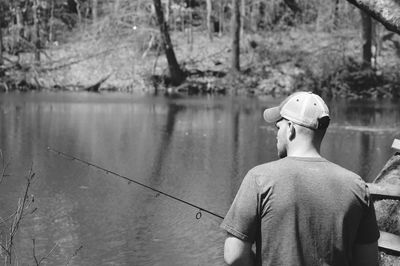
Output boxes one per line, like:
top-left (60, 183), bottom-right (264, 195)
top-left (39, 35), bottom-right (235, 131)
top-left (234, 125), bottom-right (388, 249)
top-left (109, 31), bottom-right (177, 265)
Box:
top-left (221, 157), bottom-right (380, 266)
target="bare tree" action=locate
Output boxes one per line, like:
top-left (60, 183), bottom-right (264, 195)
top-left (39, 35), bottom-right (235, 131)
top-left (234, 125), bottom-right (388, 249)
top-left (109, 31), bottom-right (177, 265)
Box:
top-left (153, 0), bottom-right (186, 85)
top-left (0, 167), bottom-right (36, 265)
top-left (231, 0), bottom-right (241, 72)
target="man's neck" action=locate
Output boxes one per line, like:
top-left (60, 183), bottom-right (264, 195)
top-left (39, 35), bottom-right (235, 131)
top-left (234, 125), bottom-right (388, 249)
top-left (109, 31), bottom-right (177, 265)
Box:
top-left (286, 141), bottom-right (322, 158)
top-left (287, 149), bottom-right (322, 158)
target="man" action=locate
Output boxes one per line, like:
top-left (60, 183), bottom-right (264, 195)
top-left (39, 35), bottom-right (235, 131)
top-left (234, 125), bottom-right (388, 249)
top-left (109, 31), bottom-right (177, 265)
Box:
top-left (221, 91), bottom-right (379, 266)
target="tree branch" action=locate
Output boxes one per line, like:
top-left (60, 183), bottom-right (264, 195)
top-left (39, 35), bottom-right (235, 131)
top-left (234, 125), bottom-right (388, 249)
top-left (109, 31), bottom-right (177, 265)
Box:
top-left (346, 0), bottom-right (400, 34)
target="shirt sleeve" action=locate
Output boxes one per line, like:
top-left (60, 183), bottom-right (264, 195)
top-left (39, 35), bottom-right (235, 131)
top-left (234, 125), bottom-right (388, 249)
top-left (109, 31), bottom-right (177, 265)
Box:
top-left (220, 171), bottom-right (259, 243)
top-left (355, 187), bottom-right (380, 244)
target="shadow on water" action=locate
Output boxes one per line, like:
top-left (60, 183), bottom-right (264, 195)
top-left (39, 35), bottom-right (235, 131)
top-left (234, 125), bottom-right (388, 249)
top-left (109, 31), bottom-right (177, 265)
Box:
top-left (231, 106), bottom-right (240, 196)
top-left (360, 132), bottom-right (372, 179)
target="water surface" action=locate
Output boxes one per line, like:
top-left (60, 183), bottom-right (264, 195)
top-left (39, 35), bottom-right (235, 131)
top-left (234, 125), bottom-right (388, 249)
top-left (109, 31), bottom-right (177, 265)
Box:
top-left (0, 92), bottom-right (398, 265)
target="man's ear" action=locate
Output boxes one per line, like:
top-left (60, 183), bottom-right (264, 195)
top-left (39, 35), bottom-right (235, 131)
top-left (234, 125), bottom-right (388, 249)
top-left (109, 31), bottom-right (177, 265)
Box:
top-left (288, 122), bottom-right (296, 140)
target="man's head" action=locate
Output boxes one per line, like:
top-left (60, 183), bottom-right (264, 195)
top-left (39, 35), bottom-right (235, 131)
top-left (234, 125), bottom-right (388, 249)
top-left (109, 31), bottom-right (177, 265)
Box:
top-left (263, 91), bottom-right (330, 158)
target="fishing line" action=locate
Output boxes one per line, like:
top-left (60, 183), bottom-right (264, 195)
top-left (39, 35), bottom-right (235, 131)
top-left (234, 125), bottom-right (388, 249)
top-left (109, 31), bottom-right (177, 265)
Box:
top-left (47, 147), bottom-right (224, 220)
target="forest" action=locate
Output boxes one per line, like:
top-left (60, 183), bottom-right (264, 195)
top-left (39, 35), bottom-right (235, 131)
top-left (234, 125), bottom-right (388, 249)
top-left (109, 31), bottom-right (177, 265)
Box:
top-left (0, 0), bottom-right (400, 98)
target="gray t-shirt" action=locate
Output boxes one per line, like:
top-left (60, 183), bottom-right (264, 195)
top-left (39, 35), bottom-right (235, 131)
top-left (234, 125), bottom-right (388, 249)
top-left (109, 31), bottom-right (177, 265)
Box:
top-left (221, 156), bottom-right (379, 266)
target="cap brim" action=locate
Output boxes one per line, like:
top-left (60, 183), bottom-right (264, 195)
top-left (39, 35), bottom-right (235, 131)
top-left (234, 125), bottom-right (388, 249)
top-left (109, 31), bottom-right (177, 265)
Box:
top-left (263, 106), bottom-right (281, 123)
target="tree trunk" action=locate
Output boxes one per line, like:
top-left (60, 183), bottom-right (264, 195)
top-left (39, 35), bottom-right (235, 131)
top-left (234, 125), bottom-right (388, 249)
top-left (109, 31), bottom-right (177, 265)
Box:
top-left (346, 0), bottom-right (400, 34)
top-left (219, 0), bottom-right (224, 37)
top-left (360, 9), bottom-right (373, 68)
top-left (231, 0), bottom-right (241, 72)
top-left (49, 0), bottom-right (55, 42)
top-left (333, 0), bottom-right (340, 28)
top-left (0, 29), bottom-right (3, 67)
top-left (316, 3), bottom-right (322, 31)
top-left (165, 0), bottom-right (170, 24)
top-left (153, 0), bottom-right (186, 85)
top-left (188, 7), bottom-right (193, 50)
top-left (15, 5), bottom-right (24, 38)
top-left (240, 0), bottom-right (245, 36)
top-left (92, 0), bottom-right (98, 23)
top-left (0, 4), bottom-right (3, 66)
top-left (371, 20), bottom-right (381, 69)
top-left (74, 0), bottom-right (82, 25)
top-left (33, 0), bottom-right (40, 64)
top-left (250, 0), bottom-right (259, 32)
top-left (114, 0), bottom-right (121, 14)
top-left (206, 0), bottom-right (213, 41)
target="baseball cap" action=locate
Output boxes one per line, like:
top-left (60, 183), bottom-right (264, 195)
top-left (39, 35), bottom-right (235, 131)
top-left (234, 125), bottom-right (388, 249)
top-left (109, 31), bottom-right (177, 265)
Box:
top-left (263, 91), bottom-right (330, 130)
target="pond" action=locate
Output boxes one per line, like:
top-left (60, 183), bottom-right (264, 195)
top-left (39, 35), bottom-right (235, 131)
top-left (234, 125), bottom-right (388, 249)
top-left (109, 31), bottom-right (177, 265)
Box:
top-left (0, 91), bottom-right (399, 265)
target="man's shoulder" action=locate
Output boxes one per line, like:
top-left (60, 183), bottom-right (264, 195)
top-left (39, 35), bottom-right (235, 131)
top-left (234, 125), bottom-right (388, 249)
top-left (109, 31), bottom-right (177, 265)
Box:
top-left (317, 160), bottom-right (370, 204)
top-left (245, 159), bottom-right (290, 186)
top-left (324, 160), bottom-right (363, 181)
top-left (249, 157), bottom-right (364, 184)
top-left (250, 158), bottom-right (287, 175)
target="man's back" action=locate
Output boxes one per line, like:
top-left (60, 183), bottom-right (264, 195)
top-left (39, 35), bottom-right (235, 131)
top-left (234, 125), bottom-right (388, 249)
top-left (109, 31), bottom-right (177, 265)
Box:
top-left (222, 92), bottom-right (379, 266)
top-left (221, 156), bottom-right (379, 266)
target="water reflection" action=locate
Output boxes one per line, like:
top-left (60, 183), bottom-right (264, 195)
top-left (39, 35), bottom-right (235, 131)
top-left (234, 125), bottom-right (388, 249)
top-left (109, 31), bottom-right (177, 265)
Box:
top-left (0, 92), bottom-right (398, 265)
top-left (150, 103), bottom-right (186, 187)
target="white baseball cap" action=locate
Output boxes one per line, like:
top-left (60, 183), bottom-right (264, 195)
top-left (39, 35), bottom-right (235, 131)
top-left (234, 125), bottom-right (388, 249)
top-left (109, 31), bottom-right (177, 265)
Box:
top-left (263, 91), bottom-right (330, 130)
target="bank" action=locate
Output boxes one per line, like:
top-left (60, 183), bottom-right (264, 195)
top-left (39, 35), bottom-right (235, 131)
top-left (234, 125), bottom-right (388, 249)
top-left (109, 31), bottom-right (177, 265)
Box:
top-left (1, 27), bottom-right (400, 99)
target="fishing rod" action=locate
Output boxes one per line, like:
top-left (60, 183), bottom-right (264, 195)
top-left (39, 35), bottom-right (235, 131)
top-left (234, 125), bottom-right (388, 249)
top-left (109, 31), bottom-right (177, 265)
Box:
top-left (47, 147), bottom-right (225, 220)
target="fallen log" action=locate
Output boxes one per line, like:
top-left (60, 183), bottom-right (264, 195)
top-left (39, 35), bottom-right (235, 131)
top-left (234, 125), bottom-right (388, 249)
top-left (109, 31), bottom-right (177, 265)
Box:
top-left (84, 73), bottom-right (112, 92)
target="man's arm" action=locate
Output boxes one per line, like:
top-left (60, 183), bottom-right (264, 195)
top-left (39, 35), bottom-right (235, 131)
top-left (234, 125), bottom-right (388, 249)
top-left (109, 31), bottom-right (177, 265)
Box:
top-left (353, 241), bottom-right (379, 266)
top-left (224, 234), bottom-right (255, 266)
